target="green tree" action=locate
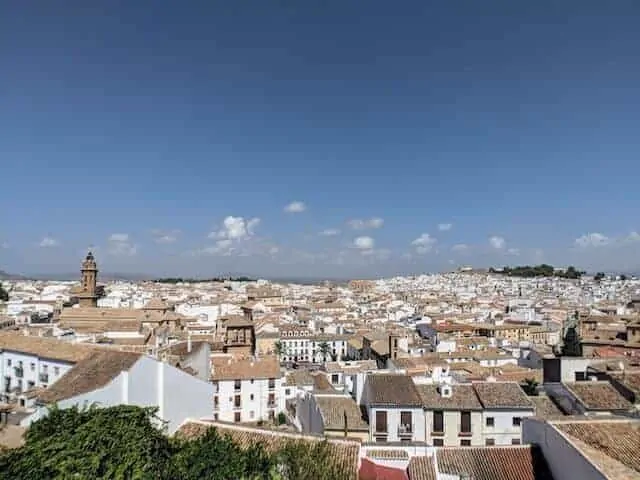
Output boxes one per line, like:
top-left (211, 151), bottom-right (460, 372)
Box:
top-left (274, 341), bottom-right (287, 360)
top-left (521, 378), bottom-right (539, 396)
top-left (275, 440), bottom-right (349, 480)
top-left (318, 341), bottom-right (331, 364)
top-left (594, 272), bottom-right (606, 281)
top-left (171, 427), bottom-right (272, 480)
top-left (0, 405), bottom-right (173, 480)
top-left (0, 283), bottom-right (8, 302)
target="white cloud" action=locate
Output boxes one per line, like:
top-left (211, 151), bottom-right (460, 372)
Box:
top-left (353, 236), bottom-right (375, 250)
top-left (507, 248), bottom-right (520, 256)
top-left (411, 233), bottom-right (437, 254)
top-left (39, 237), bottom-right (59, 248)
top-left (451, 244), bottom-right (468, 252)
top-left (107, 233), bottom-right (137, 256)
top-left (109, 233), bottom-right (129, 243)
top-left (152, 229), bottom-right (180, 244)
top-left (625, 231), bottom-right (640, 243)
top-left (319, 228), bottom-right (340, 236)
top-left (284, 201), bottom-right (306, 213)
top-left (348, 218), bottom-right (384, 230)
top-left (574, 232), bottom-right (610, 248)
top-left (438, 223), bottom-right (453, 231)
top-left (489, 236), bottom-right (506, 249)
top-left (209, 216), bottom-right (260, 241)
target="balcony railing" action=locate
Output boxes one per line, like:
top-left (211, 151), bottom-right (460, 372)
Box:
top-left (398, 425), bottom-right (413, 436)
top-left (14, 367), bottom-right (23, 378)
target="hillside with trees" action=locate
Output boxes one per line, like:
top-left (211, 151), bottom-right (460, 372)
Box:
top-left (154, 276), bottom-right (255, 284)
top-left (0, 405), bottom-right (351, 480)
top-left (489, 264), bottom-right (584, 279)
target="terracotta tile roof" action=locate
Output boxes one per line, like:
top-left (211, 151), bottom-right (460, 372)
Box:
top-left (365, 449), bottom-right (409, 460)
top-left (211, 355), bottom-right (281, 381)
top-left (175, 420), bottom-right (359, 479)
top-left (324, 360), bottom-right (377, 373)
top-left (415, 384), bottom-right (483, 410)
top-left (530, 396), bottom-right (566, 419)
top-left (315, 395), bottom-right (369, 431)
top-left (284, 370), bottom-right (315, 386)
top-left (554, 419), bottom-right (640, 478)
top-left (360, 458), bottom-right (409, 480)
top-left (611, 371), bottom-right (640, 399)
top-left (38, 350), bottom-right (141, 404)
top-left (407, 455), bottom-right (438, 480)
top-left (223, 315), bottom-right (254, 328)
top-left (564, 381), bottom-right (633, 411)
top-left (435, 446), bottom-right (554, 480)
top-left (313, 373), bottom-right (338, 393)
top-left (0, 332), bottom-right (94, 363)
top-left (366, 374), bottom-right (423, 408)
top-left (472, 382), bottom-right (534, 410)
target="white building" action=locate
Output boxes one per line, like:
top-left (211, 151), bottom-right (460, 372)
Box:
top-left (0, 334), bottom-right (87, 406)
top-left (211, 355), bottom-right (285, 423)
top-left (279, 333), bottom-right (350, 363)
top-left (23, 349), bottom-right (215, 434)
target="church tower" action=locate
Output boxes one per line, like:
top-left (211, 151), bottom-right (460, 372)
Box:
top-left (78, 251), bottom-right (99, 307)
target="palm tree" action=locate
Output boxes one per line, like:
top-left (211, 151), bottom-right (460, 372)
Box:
top-left (274, 341), bottom-right (286, 361)
top-left (521, 378), bottom-right (539, 396)
top-left (318, 341), bottom-right (331, 364)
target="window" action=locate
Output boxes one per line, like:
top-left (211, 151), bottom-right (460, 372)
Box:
top-left (375, 410), bottom-right (387, 433)
top-left (331, 374), bottom-right (339, 384)
top-left (400, 411), bottom-right (412, 433)
top-left (234, 379), bottom-right (241, 391)
top-left (53, 366), bottom-right (60, 375)
top-left (485, 438), bottom-right (495, 446)
top-left (250, 379), bottom-right (254, 384)
top-left (512, 417), bottom-right (521, 427)
top-left (30, 363), bottom-right (35, 371)
top-left (461, 439), bottom-right (471, 446)
top-left (250, 411), bottom-right (255, 419)
top-left (234, 395), bottom-right (241, 408)
top-left (433, 410), bottom-right (444, 433)
top-left (511, 438), bottom-right (521, 445)
top-left (250, 394), bottom-right (254, 401)
top-left (460, 411), bottom-right (471, 434)
top-left (433, 438), bottom-right (444, 446)
top-left (268, 393), bottom-right (275, 406)
top-left (234, 412), bottom-right (241, 423)
top-left (42, 364), bottom-right (48, 372)
top-left (486, 417), bottom-right (495, 427)
top-left (268, 378), bottom-right (276, 389)
top-left (214, 413), bottom-right (219, 421)
top-left (6, 360), bottom-right (10, 367)
top-left (285, 388), bottom-right (291, 395)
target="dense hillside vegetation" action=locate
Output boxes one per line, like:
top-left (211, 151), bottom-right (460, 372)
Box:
top-left (0, 405), bottom-right (348, 480)
top-left (489, 264), bottom-right (584, 279)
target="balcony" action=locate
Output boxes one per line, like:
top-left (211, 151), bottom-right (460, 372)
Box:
top-left (398, 425), bottom-right (413, 437)
top-left (39, 373), bottom-right (49, 383)
top-left (14, 367), bottom-right (23, 378)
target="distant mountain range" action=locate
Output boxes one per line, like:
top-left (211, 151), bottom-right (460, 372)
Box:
top-left (0, 270), bottom-right (28, 280)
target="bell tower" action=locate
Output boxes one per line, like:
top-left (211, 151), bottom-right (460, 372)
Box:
top-left (78, 251), bottom-right (99, 307)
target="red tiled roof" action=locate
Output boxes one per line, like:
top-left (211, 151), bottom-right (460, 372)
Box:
top-left (359, 458), bottom-right (408, 480)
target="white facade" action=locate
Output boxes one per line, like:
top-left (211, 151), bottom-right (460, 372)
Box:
top-left (24, 355), bottom-right (214, 434)
top-left (368, 405), bottom-right (426, 443)
top-left (481, 409), bottom-right (533, 445)
top-left (280, 336), bottom-right (348, 363)
top-left (213, 376), bottom-right (285, 423)
top-left (0, 350), bottom-right (74, 405)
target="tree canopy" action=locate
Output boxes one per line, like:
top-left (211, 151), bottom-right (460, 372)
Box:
top-left (489, 264), bottom-right (584, 279)
top-left (0, 405), bottom-right (352, 480)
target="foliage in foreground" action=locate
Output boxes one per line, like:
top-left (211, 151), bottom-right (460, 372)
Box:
top-left (0, 405), bottom-right (351, 480)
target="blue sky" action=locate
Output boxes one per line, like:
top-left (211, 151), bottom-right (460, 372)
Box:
top-left (2, 1), bottom-right (640, 278)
